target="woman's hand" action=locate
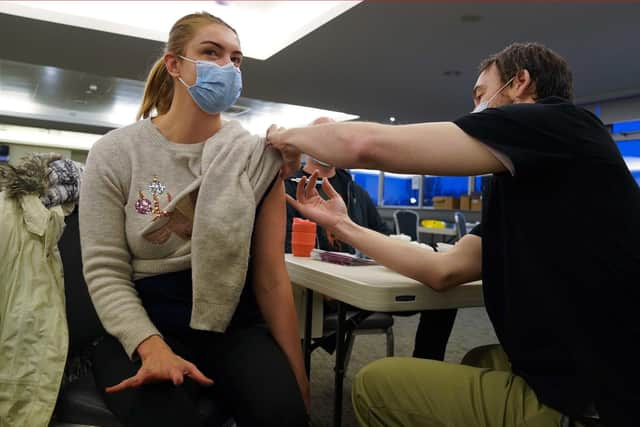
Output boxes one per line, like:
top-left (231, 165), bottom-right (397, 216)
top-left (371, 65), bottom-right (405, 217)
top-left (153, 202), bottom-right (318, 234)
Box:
top-left (266, 124), bottom-right (301, 178)
top-left (105, 335), bottom-right (214, 393)
top-left (286, 171), bottom-right (350, 232)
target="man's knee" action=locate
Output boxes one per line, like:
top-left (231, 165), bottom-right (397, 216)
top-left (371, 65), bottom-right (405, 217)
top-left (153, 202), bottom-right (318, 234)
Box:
top-left (353, 358), bottom-right (389, 425)
top-left (461, 344), bottom-right (509, 370)
top-left (352, 357), bottom-right (413, 424)
top-left (354, 358), bottom-right (399, 395)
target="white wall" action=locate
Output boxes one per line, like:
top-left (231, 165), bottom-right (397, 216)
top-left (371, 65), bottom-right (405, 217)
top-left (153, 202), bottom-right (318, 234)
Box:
top-left (581, 95), bottom-right (640, 128)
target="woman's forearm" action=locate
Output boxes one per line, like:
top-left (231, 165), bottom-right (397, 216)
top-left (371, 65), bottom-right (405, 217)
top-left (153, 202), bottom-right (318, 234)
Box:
top-left (332, 217), bottom-right (456, 290)
top-left (255, 280), bottom-right (309, 402)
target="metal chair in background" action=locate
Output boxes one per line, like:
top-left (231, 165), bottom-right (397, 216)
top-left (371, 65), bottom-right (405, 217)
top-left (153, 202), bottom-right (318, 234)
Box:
top-left (322, 310), bottom-right (394, 373)
top-left (454, 211), bottom-right (468, 241)
top-left (393, 209), bottom-right (420, 241)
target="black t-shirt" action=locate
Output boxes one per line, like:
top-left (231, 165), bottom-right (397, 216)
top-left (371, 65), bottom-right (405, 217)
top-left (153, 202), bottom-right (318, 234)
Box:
top-left (468, 223), bottom-right (482, 237)
top-left (454, 97), bottom-right (640, 425)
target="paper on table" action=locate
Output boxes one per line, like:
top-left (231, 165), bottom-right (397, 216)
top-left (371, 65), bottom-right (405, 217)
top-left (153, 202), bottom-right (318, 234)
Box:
top-left (311, 249), bottom-right (378, 266)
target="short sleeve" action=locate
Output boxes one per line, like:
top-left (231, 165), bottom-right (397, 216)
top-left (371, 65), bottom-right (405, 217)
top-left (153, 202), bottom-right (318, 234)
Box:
top-left (453, 98), bottom-right (609, 177)
top-left (469, 223), bottom-right (482, 237)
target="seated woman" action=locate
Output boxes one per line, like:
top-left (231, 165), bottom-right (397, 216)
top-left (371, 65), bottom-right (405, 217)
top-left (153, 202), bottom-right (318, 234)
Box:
top-left (79, 12), bottom-right (309, 427)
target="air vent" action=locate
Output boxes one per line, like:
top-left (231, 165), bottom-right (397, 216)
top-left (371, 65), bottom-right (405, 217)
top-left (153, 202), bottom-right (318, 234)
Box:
top-left (443, 70), bottom-right (462, 77)
top-left (224, 105), bottom-right (250, 116)
top-left (460, 14), bottom-right (483, 23)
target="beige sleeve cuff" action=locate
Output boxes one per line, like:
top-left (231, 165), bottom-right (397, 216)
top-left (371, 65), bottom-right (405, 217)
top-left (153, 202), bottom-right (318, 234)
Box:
top-left (119, 323), bottom-right (163, 360)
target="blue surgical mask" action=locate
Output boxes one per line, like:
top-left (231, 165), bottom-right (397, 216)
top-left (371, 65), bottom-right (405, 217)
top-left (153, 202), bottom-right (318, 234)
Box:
top-left (178, 56), bottom-right (242, 114)
top-left (472, 76), bottom-right (515, 113)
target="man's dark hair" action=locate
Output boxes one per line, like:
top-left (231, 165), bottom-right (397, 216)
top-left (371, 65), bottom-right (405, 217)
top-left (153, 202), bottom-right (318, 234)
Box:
top-left (479, 42), bottom-right (574, 101)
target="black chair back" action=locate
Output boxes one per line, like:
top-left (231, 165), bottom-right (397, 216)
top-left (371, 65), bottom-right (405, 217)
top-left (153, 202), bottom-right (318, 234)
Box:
top-left (393, 209), bottom-right (419, 241)
top-left (57, 208), bottom-right (105, 356)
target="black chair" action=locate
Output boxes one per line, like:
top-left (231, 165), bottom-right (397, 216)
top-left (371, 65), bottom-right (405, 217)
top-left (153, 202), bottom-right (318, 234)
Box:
top-left (454, 211), bottom-right (468, 241)
top-left (53, 209), bottom-right (232, 427)
top-left (393, 209), bottom-right (419, 241)
top-left (323, 310), bottom-right (394, 372)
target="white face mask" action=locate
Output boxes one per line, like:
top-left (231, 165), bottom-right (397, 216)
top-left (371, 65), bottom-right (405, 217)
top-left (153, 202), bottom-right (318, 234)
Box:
top-left (472, 76), bottom-right (515, 113)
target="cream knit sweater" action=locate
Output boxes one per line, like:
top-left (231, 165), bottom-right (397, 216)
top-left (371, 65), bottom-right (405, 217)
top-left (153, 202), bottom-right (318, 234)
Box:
top-left (79, 118), bottom-right (281, 357)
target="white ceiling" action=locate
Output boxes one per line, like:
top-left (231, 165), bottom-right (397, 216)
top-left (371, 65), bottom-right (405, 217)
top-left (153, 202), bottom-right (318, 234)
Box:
top-left (0, 58), bottom-right (359, 134)
top-left (0, 1), bottom-right (361, 60)
top-left (1, 2), bottom-right (639, 130)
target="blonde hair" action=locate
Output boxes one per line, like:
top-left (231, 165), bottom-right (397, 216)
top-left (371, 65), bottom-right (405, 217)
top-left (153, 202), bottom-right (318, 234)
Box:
top-left (136, 12), bottom-right (237, 120)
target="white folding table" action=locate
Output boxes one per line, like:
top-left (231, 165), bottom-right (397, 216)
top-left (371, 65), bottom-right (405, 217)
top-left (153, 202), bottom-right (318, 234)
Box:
top-left (285, 254), bottom-right (484, 427)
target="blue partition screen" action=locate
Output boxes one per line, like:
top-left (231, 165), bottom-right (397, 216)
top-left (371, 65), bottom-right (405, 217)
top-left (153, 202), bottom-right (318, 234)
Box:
top-left (617, 139), bottom-right (640, 187)
top-left (617, 139), bottom-right (640, 157)
top-left (474, 175), bottom-right (492, 196)
top-left (350, 169), bottom-right (379, 204)
top-left (423, 176), bottom-right (469, 206)
top-left (383, 174), bottom-right (419, 206)
top-left (612, 120), bottom-right (640, 135)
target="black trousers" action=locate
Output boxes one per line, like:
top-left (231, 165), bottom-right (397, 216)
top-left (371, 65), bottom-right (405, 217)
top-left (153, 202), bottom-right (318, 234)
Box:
top-left (92, 271), bottom-right (307, 427)
top-left (412, 309), bottom-right (458, 360)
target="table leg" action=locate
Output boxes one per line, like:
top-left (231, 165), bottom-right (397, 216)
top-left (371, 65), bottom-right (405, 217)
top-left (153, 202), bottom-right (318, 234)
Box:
top-left (303, 289), bottom-right (314, 377)
top-left (333, 301), bottom-right (346, 427)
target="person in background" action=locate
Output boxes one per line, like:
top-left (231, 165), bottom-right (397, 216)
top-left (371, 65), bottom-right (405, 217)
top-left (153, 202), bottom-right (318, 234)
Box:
top-left (79, 12), bottom-right (308, 427)
top-left (285, 117), bottom-right (459, 361)
top-left (268, 42), bottom-right (640, 426)
top-left (285, 117), bottom-right (391, 254)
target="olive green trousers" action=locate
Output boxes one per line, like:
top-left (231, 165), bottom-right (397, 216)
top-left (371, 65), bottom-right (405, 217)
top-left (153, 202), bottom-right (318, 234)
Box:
top-left (352, 344), bottom-right (576, 427)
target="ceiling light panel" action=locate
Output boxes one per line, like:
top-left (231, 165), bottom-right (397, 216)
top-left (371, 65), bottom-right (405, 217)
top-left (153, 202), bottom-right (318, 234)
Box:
top-left (1, 59), bottom-right (358, 140)
top-left (0, 1), bottom-right (361, 60)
